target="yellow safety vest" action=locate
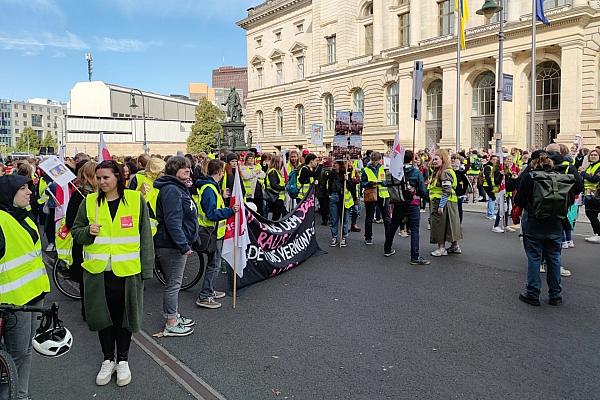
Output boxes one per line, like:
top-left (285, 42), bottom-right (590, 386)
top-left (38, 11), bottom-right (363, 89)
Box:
top-left (37, 177), bottom-right (49, 205)
top-left (55, 217), bottom-right (73, 266)
top-left (364, 165), bottom-right (390, 199)
top-left (265, 168), bottom-right (285, 201)
top-left (197, 183), bottom-right (227, 239)
top-left (146, 187), bottom-right (159, 237)
top-left (134, 172), bottom-right (154, 198)
top-left (343, 184), bottom-right (354, 209)
top-left (0, 211), bottom-right (50, 305)
top-left (428, 169), bottom-right (458, 203)
top-left (584, 162), bottom-right (600, 193)
top-left (297, 165), bottom-right (314, 200)
top-left (482, 165), bottom-right (499, 193)
top-left (83, 190), bottom-right (142, 277)
top-left (467, 155), bottom-right (481, 176)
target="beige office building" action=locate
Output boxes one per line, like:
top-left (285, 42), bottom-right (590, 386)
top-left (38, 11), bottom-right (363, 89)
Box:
top-left (238, 0), bottom-right (600, 153)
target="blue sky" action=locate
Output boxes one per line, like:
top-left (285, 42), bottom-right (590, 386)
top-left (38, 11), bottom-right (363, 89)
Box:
top-left (0, 0), bottom-right (258, 102)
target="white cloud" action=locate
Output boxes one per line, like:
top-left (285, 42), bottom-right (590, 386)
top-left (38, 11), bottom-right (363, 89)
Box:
top-left (102, 0), bottom-right (257, 20)
top-left (0, 0), bottom-right (65, 20)
top-left (96, 37), bottom-right (163, 52)
top-left (0, 31), bottom-right (88, 55)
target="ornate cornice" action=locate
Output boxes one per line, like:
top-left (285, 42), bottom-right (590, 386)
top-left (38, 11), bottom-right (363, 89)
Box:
top-left (237, 0), bottom-right (312, 30)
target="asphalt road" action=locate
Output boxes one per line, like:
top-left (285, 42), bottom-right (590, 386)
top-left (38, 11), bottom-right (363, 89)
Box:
top-left (30, 210), bottom-right (600, 400)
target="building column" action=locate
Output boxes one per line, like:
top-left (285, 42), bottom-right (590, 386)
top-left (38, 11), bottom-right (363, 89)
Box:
top-left (373, 0), bottom-right (384, 55)
top-left (558, 40), bottom-right (584, 143)
top-left (439, 64), bottom-right (457, 148)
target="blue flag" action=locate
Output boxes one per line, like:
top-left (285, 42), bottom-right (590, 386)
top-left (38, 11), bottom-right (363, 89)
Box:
top-left (536, 0), bottom-right (550, 25)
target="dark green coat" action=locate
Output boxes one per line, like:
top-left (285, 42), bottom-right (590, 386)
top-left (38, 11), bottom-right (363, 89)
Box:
top-left (71, 194), bottom-right (154, 332)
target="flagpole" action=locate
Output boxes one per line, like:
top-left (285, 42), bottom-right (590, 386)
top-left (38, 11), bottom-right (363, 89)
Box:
top-left (456, 0), bottom-right (462, 153)
top-left (233, 176), bottom-right (240, 309)
top-left (529, 0), bottom-right (537, 151)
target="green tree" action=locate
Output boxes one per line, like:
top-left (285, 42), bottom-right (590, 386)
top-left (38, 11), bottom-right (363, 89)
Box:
top-left (15, 127), bottom-right (41, 153)
top-left (41, 132), bottom-right (58, 149)
top-left (187, 97), bottom-right (225, 154)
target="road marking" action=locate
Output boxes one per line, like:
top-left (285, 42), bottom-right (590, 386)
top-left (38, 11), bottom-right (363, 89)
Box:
top-left (133, 330), bottom-right (227, 400)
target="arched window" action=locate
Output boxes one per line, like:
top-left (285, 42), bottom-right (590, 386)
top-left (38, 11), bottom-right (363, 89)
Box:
top-left (275, 108), bottom-right (283, 136)
top-left (324, 94), bottom-right (334, 131)
top-left (256, 110), bottom-right (264, 137)
top-left (352, 89), bottom-right (365, 114)
top-left (361, 1), bottom-right (373, 17)
top-left (296, 105), bottom-right (305, 136)
top-left (536, 61), bottom-right (561, 111)
top-left (426, 80), bottom-right (443, 121)
top-left (386, 83), bottom-right (399, 126)
top-left (472, 72), bottom-right (495, 117)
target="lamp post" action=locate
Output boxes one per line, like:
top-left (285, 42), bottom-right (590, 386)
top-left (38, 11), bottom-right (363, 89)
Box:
top-left (56, 114), bottom-right (67, 158)
top-left (85, 52), bottom-right (93, 82)
top-left (130, 89), bottom-right (148, 154)
top-left (477, 0), bottom-right (504, 157)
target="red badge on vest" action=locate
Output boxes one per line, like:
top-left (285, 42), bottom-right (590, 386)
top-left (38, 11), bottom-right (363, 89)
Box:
top-left (57, 224), bottom-right (70, 239)
top-left (120, 216), bottom-right (134, 229)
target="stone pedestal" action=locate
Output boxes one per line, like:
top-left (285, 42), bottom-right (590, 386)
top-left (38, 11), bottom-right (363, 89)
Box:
top-left (221, 121), bottom-right (248, 152)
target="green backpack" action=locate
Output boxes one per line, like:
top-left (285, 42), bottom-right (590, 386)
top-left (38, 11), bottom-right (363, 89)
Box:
top-left (530, 171), bottom-right (575, 220)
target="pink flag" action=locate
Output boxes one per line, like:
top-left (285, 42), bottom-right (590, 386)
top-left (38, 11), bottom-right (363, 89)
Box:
top-left (98, 132), bottom-right (111, 162)
top-left (281, 151), bottom-right (289, 183)
top-left (389, 131), bottom-right (405, 181)
top-left (222, 168), bottom-right (249, 278)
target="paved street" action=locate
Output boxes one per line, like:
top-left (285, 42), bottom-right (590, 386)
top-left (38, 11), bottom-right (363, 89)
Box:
top-left (31, 210), bottom-right (600, 400)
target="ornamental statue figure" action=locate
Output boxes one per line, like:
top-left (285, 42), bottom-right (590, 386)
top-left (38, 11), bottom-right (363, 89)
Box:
top-left (222, 88), bottom-right (243, 122)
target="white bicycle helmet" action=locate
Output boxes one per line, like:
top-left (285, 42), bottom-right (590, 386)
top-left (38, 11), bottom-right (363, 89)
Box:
top-left (32, 325), bottom-right (73, 357)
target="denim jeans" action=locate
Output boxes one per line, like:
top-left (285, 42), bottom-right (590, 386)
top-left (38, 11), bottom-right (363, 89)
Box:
top-left (487, 197), bottom-right (495, 218)
top-left (562, 227), bottom-right (572, 242)
top-left (329, 193), bottom-right (350, 239)
top-left (522, 234), bottom-right (562, 299)
top-left (156, 247), bottom-right (188, 319)
top-left (384, 204), bottom-right (421, 260)
top-left (494, 197), bottom-right (511, 228)
top-left (351, 203), bottom-right (360, 225)
top-left (364, 198), bottom-right (390, 240)
top-left (1, 298), bottom-right (43, 400)
top-left (198, 240), bottom-right (223, 300)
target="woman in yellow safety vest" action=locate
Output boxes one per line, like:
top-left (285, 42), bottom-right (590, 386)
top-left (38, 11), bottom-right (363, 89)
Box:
top-left (265, 154), bottom-right (287, 220)
top-left (72, 160), bottom-right (154, 388)
top-left (428, 150), bottom-right (463, 257)
top-left (326, 160), bottom-right (355, 247)
top-left (143, 158), bottom-right (166, 237)
top-left (580, 149), bottom-right (600, 243)
top-left (0, 174), bottom-right (51, 399)
top-left (241, 152), bottom-right (265, 215)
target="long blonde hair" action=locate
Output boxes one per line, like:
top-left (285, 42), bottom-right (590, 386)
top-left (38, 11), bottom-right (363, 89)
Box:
top-left (432, 149), bottom-right (451, 184)
top-left (77, 161), bottom-right (98, 192)
top-left (269, 154), bottom-right (282, 171)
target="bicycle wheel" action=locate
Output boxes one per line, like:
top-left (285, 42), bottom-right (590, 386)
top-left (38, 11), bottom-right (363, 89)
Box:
top-left (52, 259), bottom-right (82, 300)
top-left (0, 348), bottom-right (18, 400)
top-left (154, 251), bottom-right (205, 291)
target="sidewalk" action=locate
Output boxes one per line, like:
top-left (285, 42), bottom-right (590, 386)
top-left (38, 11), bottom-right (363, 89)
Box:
top-left (461, 200), bottom-right (591, 225)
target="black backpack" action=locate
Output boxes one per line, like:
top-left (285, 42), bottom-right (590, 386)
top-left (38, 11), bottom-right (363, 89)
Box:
top-left (530, 171), bottom-right (576, 220)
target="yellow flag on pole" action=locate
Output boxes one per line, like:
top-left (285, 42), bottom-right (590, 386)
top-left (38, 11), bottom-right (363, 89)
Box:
top-left (455, 0), bottom-right (470, 50)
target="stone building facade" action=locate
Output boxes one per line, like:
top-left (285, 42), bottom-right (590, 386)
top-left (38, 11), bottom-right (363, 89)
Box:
top-left (238, 0), bottom-right (600, 153)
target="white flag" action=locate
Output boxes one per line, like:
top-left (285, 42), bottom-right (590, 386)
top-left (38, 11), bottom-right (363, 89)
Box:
top-left (389, 131), bottom-right (405, 181)
top-left (222, 168), bottom-right (249, 278)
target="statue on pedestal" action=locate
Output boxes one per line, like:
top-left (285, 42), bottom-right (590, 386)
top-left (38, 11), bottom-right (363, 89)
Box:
top-left (222, 88), bottom-right (243, 123)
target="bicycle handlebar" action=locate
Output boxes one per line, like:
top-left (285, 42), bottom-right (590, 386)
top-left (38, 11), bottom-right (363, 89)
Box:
top-left (0, 302), bottom-right (58, 315)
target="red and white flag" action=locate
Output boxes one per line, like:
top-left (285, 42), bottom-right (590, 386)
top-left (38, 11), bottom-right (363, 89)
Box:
top-left (222, 168), bottom-right (249, 278)
top-left (281, 150), bottom-right (289, 183)
top-left (389, 131), bottom-right (405, 181)
top-left (98, 132), bottom-right (111, 162)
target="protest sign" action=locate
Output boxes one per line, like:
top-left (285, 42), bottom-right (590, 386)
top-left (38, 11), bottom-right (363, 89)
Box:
top-left (39, 156), bottom-right (76, 187)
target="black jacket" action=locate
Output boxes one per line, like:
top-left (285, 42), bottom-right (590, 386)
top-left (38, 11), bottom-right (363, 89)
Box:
top-left (154, 175), bottom-right (199, 254)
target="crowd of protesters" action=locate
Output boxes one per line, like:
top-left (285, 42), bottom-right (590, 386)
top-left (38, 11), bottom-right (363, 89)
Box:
top-left (1, 137), bottom-right (599, 397)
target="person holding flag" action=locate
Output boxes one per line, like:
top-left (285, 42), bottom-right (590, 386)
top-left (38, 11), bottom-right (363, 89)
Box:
top-left (383, 137), bottom-right (430, 264)
top-left (195, 159), bottom-right (239, 310)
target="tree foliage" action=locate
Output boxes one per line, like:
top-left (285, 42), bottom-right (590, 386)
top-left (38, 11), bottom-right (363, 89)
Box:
top-left (15, 127), bottom-right (41, 153)
top-left (187, 97), bottom-right (225, 154)
top-left (41, 132), bottom-right (58, 149)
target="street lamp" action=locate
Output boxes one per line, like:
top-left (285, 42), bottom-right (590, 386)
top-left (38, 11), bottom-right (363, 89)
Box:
top-left (130, 89), bottom-right (148, 154)
top-left (477, 0), bottom-right (504, 156)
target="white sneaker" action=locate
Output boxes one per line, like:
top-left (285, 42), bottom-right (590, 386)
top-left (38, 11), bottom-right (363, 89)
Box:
top-left (540, 263), bottom-right (546, 273)
top-left (96, 360), bottom-right (116, 386)
top-left (561, 242), bottom-right (569, 249)
top-left (398, 230), bottom-right (409, 237)
top-left (431, 248), bottom-right (448, 257)
top-left (560, 267), bottom-right (572, 277)
top-left (585, 235), bottom-right (600, 243)
top-left (116, 361), bottom-right (132, 387)
top-left (567, 240), bottom-right (575, 248)
top-left (505, 226), bottom-right (516, 232)
top-left (492, 227), bottom-right (504, 233)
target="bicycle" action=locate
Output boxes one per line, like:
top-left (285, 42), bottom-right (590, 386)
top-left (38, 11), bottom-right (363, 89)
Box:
top-left (0, 302), bottom-right (71, 400)
top-left (154, 249), bottom-right (205, 290)
top-left (51, 258), bottom-right (82, 300)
